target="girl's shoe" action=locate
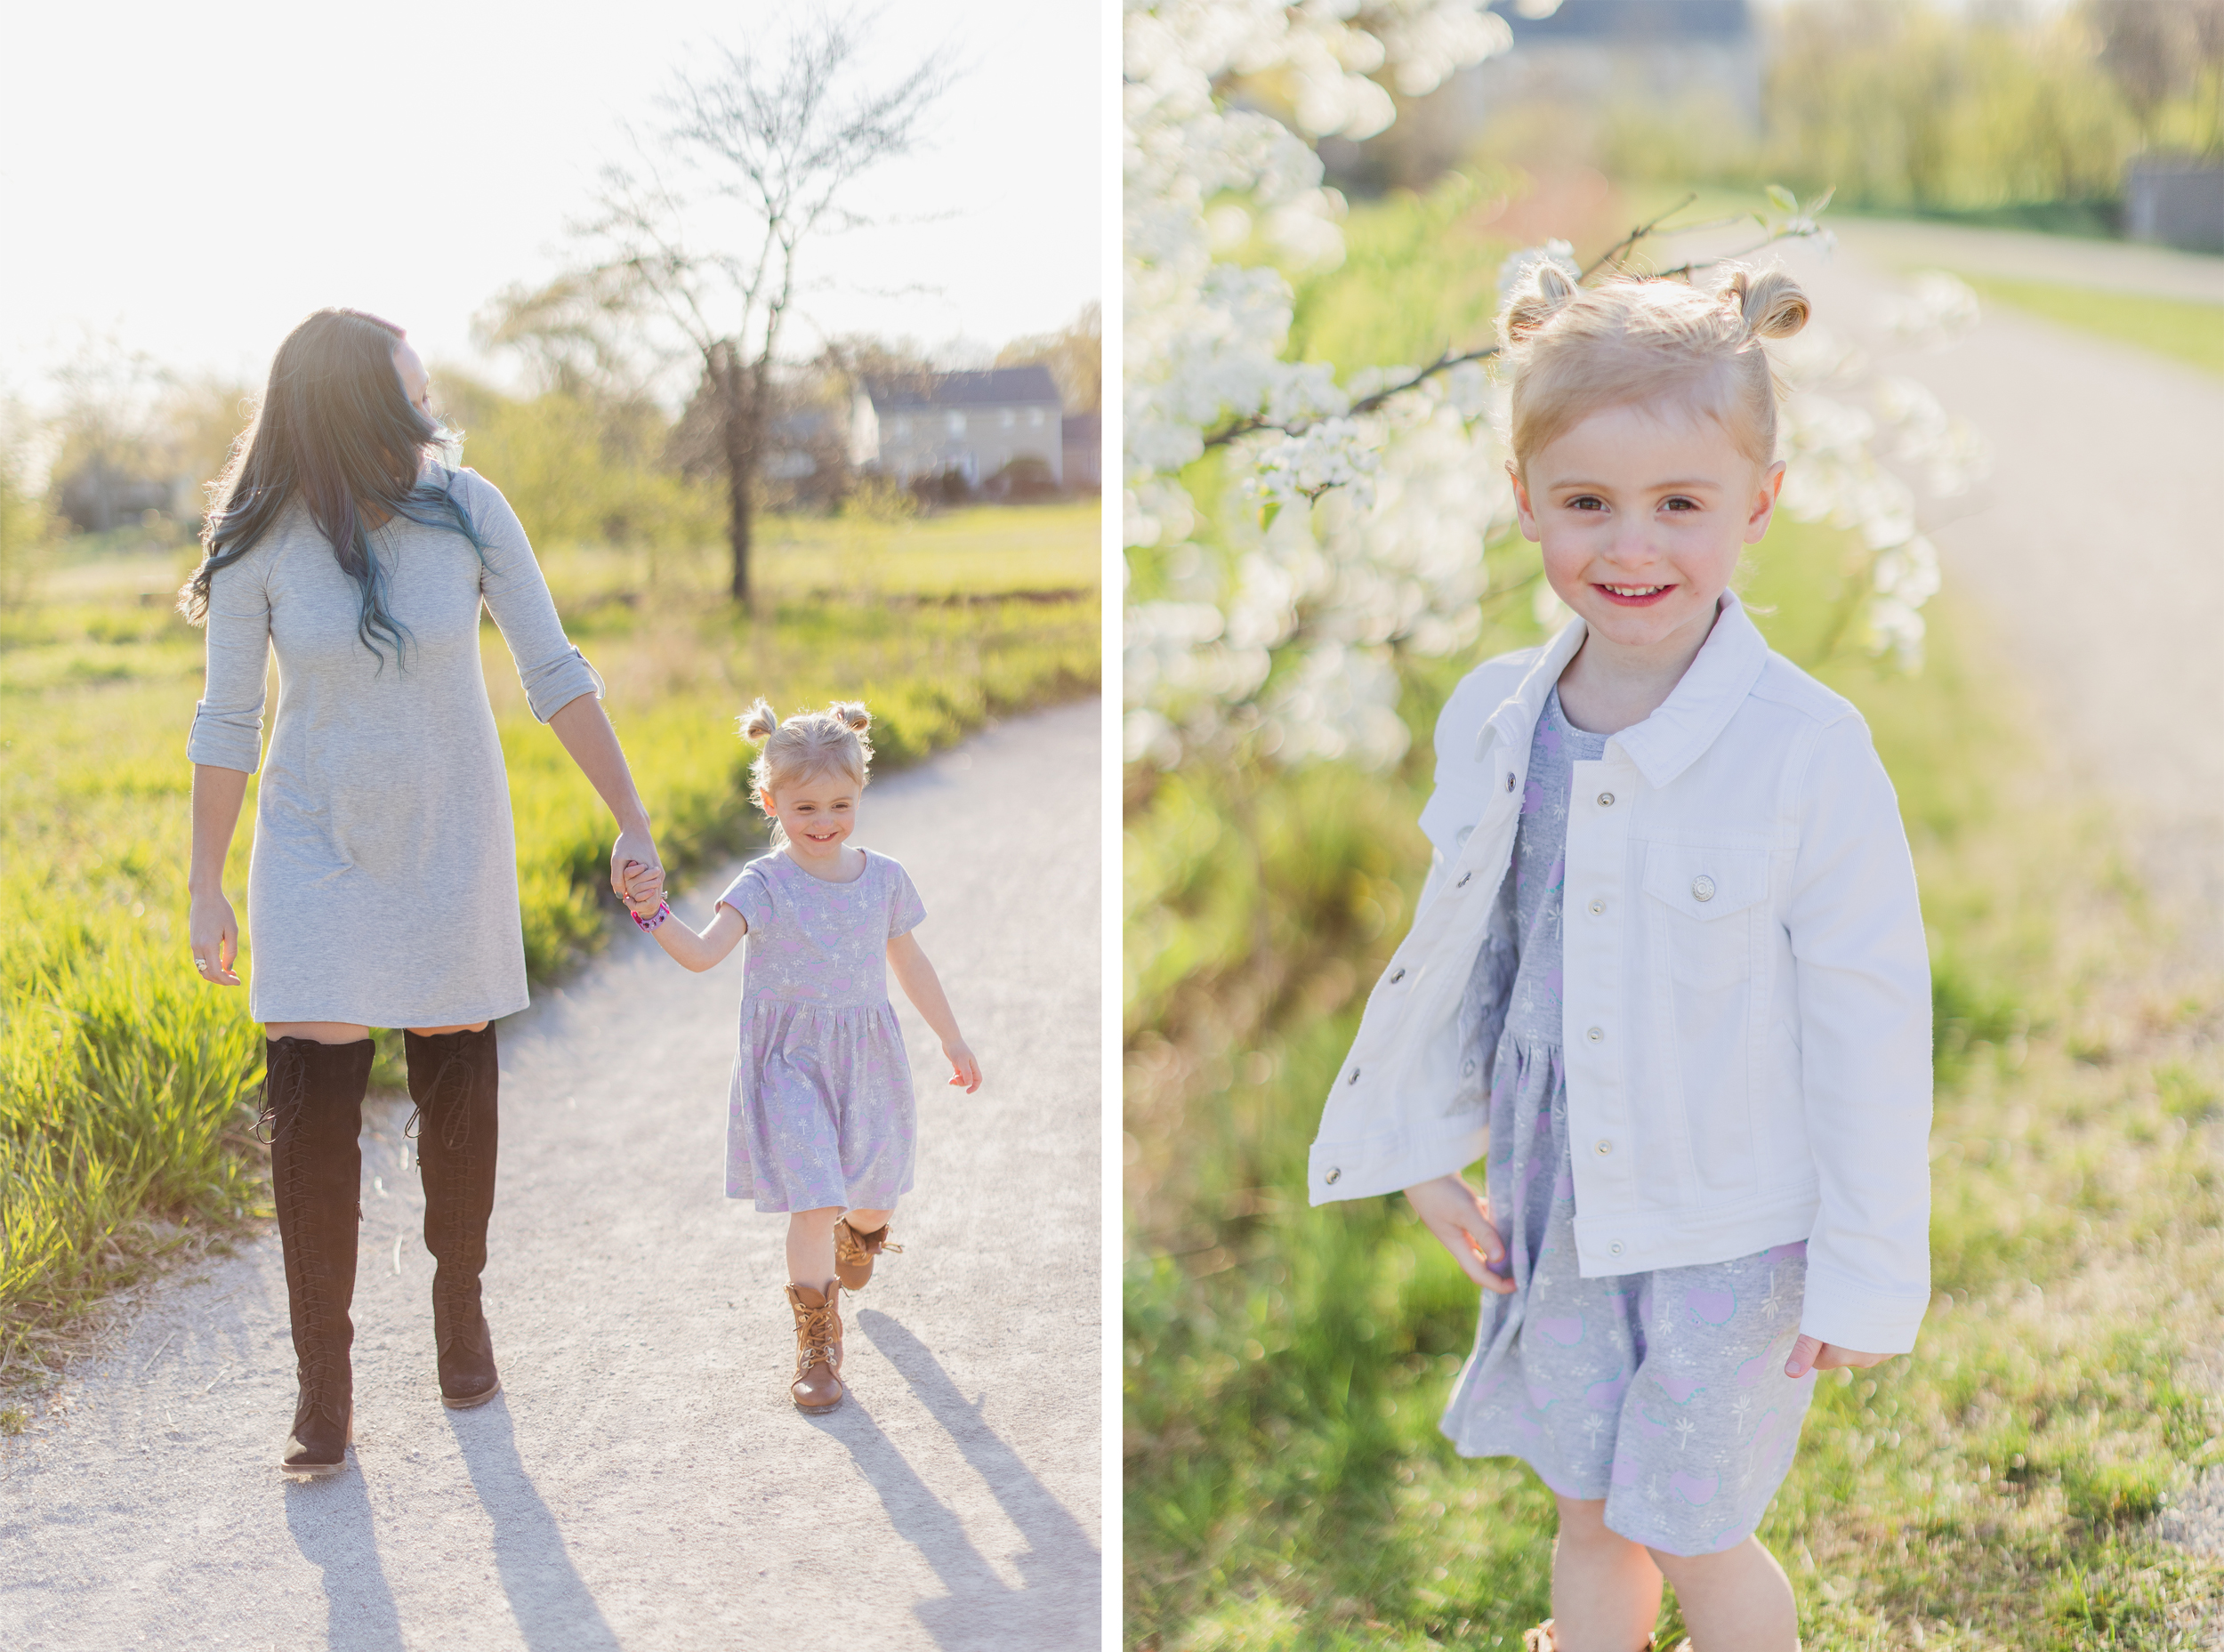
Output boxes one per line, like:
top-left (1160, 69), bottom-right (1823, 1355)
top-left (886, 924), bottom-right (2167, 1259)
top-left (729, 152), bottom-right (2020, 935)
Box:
top-left (834, 1218), bottom-right (902, 1292)
top-left (785, 1282), bottom-right (846, 1414)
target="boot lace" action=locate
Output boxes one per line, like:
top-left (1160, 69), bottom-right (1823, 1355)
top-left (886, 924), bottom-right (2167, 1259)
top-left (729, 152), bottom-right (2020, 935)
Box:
top-left (836, 1221), bottom-right (902, 1268)
top-left (793, 1300), bottom-right (841, 1375)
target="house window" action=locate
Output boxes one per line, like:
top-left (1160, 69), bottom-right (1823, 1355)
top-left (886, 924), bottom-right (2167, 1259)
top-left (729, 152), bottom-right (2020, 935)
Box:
top-left (1000, 408), bottom-right (1016, 430)
top-left (947, 411), bottom-right (966, 437)
top-left (1027, 407), bottom-right (1045, 428)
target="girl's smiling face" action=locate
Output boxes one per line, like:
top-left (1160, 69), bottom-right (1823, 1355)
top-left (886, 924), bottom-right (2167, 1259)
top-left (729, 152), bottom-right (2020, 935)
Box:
top-left (762, 769), bottom-right (859, 869)
top-left (1512, 399), bottom-right (1784, 660)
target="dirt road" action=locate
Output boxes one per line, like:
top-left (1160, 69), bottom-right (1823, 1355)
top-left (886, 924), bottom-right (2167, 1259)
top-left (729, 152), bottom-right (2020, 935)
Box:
top-left (0, 698), bottom-right (1103, 1650)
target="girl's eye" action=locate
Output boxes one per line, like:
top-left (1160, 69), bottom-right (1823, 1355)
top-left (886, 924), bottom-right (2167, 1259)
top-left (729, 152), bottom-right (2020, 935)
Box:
top-left (1565, 495), bottom-right (1606, 512)
top-left (1661, 496), bottom-right (1700, 512)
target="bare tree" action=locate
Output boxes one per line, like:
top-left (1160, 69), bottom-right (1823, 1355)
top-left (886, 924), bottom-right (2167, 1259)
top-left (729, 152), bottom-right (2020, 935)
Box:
top-left (576, 9), bottom-right (953, 605)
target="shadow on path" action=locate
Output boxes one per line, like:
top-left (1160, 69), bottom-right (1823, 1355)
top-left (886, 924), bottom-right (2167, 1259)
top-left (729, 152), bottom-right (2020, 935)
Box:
top-left (447, 1398), bottom-right (621, 1652)
top-left (284, 1463), bottom-right (405, 1652)
top-left (816, 1310), bottom-right (1097, 1649)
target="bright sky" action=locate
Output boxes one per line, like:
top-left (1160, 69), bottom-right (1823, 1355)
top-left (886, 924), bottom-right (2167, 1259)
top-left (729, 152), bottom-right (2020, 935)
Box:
top-left (0, 0), bottom-right (1100, 403)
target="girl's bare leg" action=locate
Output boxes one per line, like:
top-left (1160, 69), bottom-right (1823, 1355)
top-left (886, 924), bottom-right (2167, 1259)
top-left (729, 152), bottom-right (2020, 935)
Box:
top-left (1649, 1537), bottom-right (1799, 1651)
top-left (1551, 1496), bottom-right (1663, 1652)
top-left (786, 1207), bottom-right (841, 1289)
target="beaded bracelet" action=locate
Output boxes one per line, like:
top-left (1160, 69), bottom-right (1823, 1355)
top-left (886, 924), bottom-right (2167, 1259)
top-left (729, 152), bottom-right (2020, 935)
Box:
top-left (630, 899), bottom-right (672, 932)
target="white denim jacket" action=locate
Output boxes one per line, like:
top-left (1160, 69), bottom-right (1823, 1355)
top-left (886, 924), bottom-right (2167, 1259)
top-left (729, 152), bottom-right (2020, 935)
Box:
top-left (1309, 593), bottom-right (1933, 1353)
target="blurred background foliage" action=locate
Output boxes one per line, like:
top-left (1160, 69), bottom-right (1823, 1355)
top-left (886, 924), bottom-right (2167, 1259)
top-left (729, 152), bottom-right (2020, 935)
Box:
top-left (1337, 0), bottom-right (2223, 233)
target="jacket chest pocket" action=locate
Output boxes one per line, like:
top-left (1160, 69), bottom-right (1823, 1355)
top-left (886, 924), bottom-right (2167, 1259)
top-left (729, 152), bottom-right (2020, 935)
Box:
top-left (1641, 844), bottom-right (1770, 991)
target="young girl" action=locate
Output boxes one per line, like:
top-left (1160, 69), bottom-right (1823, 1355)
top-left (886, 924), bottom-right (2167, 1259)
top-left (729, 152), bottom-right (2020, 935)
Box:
top-left (1307, 264), bottom-right (1932, 1651)
top-left (618, 699), bottom-right (981, 1415)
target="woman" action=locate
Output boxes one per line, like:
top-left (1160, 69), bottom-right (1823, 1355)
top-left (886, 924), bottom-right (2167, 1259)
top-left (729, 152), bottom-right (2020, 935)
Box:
top-left (182, 307), bottom-right (658, 1479)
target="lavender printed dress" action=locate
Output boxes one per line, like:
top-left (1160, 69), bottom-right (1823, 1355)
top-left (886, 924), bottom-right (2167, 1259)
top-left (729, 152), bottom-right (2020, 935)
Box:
top-left (1438, 688), bottom-right (1819, 1556)
top-left (716, 847), bottom-right (925, 1213)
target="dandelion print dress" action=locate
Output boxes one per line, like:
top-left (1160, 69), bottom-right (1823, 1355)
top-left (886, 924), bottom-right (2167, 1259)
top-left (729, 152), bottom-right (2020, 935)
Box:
top-left (1438, 687), bottom-right (1819, 1557)
top-left (717, 847), bottom-right (925, 1213)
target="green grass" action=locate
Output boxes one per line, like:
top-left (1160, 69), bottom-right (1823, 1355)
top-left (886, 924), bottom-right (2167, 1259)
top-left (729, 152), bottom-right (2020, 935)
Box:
top-left (1124, 512), bottom-right (2224, 1648)
top-left (1949, 272), bottom-right (2224, 378)
top-left (0, 502), bottom-right (1100, 1380)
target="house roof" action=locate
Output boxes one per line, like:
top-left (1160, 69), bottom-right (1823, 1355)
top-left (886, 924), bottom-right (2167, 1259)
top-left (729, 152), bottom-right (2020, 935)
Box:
top-left (867, 366), bottom-right (1060, 411)
top-left (1503, 0), bottom-right (1751, 44)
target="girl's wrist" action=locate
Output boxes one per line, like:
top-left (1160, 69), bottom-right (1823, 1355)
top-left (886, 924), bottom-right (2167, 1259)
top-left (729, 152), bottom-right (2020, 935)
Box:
top-left (630, 899), bottom-right (672, 932)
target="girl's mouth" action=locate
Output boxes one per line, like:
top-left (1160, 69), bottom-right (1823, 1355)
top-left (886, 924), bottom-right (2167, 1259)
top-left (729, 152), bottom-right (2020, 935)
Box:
top-left (1595, 582), bottom-right (1673, 607)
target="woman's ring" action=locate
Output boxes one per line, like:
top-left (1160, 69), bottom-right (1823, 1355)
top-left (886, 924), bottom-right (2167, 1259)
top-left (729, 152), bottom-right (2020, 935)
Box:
top-left (195, 958), bottom-right (207, 970)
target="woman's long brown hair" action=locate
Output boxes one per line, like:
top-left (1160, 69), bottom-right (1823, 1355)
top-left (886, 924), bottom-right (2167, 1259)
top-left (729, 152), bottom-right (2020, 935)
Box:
top-left (179, 308), bottom-right (485, 666)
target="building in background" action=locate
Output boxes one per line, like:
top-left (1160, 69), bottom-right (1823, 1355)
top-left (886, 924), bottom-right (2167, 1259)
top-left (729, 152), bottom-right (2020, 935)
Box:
top-left (1061, 408), bottom-right (1101, 492)
top-left (2125, 156), bottom-right (2224, 253)
top-left (850, 366), bottom-right (1065, 493)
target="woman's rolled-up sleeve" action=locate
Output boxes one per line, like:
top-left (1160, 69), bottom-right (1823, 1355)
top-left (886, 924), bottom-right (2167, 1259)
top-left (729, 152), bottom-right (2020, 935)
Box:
top-left (185, 556), bottom-right (272, 773)
top-left (462, 470), bottom-right (603, 721)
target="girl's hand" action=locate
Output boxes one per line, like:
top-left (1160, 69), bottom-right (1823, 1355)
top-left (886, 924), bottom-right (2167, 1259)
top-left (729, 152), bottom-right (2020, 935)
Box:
top-left (1404, 1173), bottom-right (1516, 1295)
top-left (942, 1038), bottom-right (982, 1094)
top-left (188, 891), bottom-right (242, 987)
top-left (618, 859), bottom-right (665, 912)
top-left (1785, 1336), bottom-right (1892, 1379)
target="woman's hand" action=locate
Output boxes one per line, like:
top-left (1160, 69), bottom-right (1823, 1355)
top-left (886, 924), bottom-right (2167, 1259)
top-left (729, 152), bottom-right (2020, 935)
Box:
top-left (610, 827), bottom-right (660, 900)
top-left (941, 1037), bottom-right (982, 1094)
top-left (188, 890), bottom-right (243, 987)
top-left (618, 859), bottom-right (665, 913)
top-left (1785, 1336), bottom-right (1892, 1379)
top-left (1405, 1173), bottom-right (1516, 1294)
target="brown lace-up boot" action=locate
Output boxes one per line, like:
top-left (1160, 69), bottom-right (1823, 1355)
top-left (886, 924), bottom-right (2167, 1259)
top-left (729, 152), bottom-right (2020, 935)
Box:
top-left (785, 1282), bottom-right (845, 1413)
top-left (834, 1218), bottom-right (903, 1292)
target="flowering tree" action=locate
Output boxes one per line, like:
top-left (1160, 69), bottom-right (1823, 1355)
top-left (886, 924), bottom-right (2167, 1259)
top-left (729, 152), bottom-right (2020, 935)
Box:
top-left (1124, 0), bottom-right (1988, 775)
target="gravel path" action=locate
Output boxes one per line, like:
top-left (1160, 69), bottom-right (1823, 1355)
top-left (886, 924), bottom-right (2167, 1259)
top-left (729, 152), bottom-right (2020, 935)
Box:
top-left (1765, 222), bottom-right (2224, 962)
top-left (0, 698), bottom-right (1102, 1651)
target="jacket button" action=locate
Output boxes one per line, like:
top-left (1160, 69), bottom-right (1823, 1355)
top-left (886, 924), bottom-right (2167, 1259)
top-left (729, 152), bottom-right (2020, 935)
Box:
top-left (1456, 871), bottom-right (1472, 888)
top-left (1609, 1240), bottom-right (1625, 1257)
top-left (1595, 1138), bottom-right (1613, 1156)
top-left (1692, 874), bottom-right (1716, 902)
top-left (1586, 1027), bottom-right (1604, 1043)
top-left (1504, 772), bottom-right (1516, 792)
top-left (1389, 968), bottom-right (1406, 983)
top-left (1588, 899), bottom-right (1605, 915)
top-left (1597, 792), bottom-right (1616, 808)
top-left (1325, 1167), bottom-right (1342, 1185)
top-left (1347, 1067), bottom-right (1361, 1084)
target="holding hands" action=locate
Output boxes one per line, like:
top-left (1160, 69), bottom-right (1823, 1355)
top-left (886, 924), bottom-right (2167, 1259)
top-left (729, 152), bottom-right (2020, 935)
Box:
top-left (618, 858), bottom-right (665, 916)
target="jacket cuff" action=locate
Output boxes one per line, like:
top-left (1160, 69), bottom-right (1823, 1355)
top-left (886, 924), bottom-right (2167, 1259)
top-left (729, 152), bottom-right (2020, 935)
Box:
top-left (1795, 1263), bottom-right (1930, 1355)
top-left (1308, 1123), bottom-right (1488, 1206)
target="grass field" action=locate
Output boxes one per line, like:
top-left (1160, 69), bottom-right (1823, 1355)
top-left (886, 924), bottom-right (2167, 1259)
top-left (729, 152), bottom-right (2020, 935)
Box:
top-left (1124, 186), bottom-right (2224, 1648)
top-left (0, 498), bottom-right (1100, 1380)
top-left (1946, 272), bottom-right (2224, 379)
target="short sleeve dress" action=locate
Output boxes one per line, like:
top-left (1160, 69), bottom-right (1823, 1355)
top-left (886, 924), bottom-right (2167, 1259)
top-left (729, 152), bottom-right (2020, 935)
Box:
top-left (185, 464), bottom-right (601, 1027)
top-left (715, 847), bottom-right (926, 1212)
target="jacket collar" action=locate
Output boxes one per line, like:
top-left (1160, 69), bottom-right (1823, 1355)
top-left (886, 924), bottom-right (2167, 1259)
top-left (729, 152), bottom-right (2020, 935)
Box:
top-left (1476, 590), bottom-right (1770, 790)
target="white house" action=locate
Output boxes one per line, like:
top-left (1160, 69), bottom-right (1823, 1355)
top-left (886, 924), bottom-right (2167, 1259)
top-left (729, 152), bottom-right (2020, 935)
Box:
top-left (850, 366), bottom-right (1065, 488)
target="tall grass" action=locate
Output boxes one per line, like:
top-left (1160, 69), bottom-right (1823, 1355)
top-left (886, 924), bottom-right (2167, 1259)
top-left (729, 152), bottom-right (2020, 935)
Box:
top-left (0, 501), bottom-right (1099, 1377)
top-left (1123, 518), bottom-right (2224, 1648)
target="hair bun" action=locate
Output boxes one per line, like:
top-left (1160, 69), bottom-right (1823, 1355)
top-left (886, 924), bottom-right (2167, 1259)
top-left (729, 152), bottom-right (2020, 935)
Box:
top-left (739, 698), bottom-right (779, 743)
top-left (1718, 264), bottom-right (1810, 342)
top-left (1498, 259), bottom-right (1581, 347)
top-left (827, 700), bottom-right (871, 733)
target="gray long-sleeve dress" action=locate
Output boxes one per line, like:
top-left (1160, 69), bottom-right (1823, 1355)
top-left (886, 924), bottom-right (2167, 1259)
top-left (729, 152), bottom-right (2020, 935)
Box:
top-left (186, 465), bottom-right (601, 1027)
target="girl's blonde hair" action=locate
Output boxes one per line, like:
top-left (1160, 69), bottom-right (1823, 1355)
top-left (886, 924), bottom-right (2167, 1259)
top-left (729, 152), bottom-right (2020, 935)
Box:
top-left (1496, 261), bottom-right (1811, 473)
top-left (740, 699), bottom-right (874, 843)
